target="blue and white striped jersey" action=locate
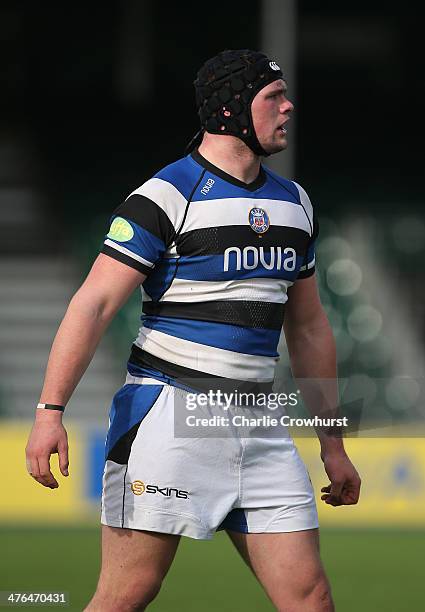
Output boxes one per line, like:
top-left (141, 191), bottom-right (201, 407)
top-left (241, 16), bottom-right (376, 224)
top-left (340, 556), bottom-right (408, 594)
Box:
top-left (102, 150), bottom-right (318, 384)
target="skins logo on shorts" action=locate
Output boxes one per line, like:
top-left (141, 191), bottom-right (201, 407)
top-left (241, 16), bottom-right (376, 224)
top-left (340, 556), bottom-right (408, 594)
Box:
top-left (130, 480), bottom-right (189, 499)
top-left (130, 480), bottom-right (145, 495)
top-left (249, 207), bottom-right (270, 234)
top-left (107, 217), bottom-right (134, 242)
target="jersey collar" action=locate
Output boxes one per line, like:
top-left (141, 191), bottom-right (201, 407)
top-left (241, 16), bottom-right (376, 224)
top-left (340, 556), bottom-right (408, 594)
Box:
top-left (191, 149), bottom-right (266, 192)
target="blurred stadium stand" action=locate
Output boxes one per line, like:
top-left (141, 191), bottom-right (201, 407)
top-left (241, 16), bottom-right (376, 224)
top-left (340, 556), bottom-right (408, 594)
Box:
top-left (0, 255), bottom-right (122, 420)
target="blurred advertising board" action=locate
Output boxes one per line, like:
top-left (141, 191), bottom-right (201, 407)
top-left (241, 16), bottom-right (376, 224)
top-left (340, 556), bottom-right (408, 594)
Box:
top-left (1, 422), bottom-right (424, 526)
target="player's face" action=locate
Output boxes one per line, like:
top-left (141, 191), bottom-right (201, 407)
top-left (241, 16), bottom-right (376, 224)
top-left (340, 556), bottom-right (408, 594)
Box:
top-left (251, 79), bottom-right (294, 155)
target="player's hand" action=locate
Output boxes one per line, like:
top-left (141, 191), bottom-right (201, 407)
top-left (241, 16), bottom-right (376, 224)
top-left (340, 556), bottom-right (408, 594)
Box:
top-left (25, 411), bottom-right (69, 489)
top-left (320, 450), bottom-right (361, 506)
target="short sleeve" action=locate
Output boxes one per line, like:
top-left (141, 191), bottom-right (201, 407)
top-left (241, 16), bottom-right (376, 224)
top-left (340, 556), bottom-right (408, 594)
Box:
top-left (297, 214), bottom-right (319, 279)
top-left (101, 190), bottom-right (176, 275)
top-left (292, 180), bottom-right (318, 280)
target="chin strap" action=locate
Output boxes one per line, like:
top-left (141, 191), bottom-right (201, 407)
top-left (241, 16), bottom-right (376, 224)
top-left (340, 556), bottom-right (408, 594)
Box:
top-left (184, 128), bottom-right (204, 156)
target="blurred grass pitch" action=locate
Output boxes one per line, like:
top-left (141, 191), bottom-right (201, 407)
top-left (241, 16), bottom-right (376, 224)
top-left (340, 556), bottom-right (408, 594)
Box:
top-left (1, 527), bottom-right (424, 611)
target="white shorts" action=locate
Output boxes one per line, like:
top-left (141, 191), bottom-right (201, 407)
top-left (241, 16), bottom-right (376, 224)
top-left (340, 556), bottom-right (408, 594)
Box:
top-left (101, 375), bottom-right (319, 540)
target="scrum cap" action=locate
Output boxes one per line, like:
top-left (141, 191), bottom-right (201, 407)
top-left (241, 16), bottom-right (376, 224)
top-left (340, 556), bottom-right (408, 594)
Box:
top-left (192, 49), bottom-right (284, 156)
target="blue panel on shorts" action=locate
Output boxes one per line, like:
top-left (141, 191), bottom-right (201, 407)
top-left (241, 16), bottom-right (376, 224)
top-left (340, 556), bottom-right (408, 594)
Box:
top-left (218, 508), bottom-right (249, 533)
top-left (105, 384), bottom-right (164, 460)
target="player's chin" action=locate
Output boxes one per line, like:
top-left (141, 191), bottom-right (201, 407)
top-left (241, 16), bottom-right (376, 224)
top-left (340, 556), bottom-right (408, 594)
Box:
top-left (264, 139), bottom-right (287, 155)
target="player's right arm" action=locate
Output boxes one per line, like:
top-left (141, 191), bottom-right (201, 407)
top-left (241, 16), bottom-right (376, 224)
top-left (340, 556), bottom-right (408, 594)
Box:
top-left (25, 254), bottom-right (146, 489)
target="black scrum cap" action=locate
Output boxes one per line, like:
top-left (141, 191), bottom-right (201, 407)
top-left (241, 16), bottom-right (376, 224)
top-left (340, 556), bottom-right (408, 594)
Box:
top-left (189, 49), bottom-right (284, 156)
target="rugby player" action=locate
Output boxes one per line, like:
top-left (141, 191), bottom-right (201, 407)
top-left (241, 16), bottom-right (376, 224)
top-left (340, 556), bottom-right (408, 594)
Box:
top-left (26, 50), bottom-right (361, 611)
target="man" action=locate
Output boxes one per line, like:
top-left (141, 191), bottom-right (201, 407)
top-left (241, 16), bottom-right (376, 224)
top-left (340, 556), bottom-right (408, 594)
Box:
top-left (26, 49), bottom-right (361, 611)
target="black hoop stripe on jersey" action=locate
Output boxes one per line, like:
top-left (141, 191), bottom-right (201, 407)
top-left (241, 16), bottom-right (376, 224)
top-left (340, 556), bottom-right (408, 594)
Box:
top-left (142, 300), bottom-right (285, 330)
top-left (129, 346), bottom-right (274, 394)
top-left (176, 225), bottom-right (309, 257)
top-left (113, 194), bottom-right (176, 247)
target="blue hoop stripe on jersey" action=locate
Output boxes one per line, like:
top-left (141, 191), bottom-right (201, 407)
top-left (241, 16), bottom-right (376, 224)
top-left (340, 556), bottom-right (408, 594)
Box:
top-left (140, 315), bottom-right (280, 357)
top-left (155, 155), bottom-right (209, 201)
top-left (174, 254), bottom-right (304, 282)
top-left (142, 257), bottom-right (179, 301)
top-left (263, 166), bottom-right (302, 203)
top-left (105, 383), bottom-right (164, 461)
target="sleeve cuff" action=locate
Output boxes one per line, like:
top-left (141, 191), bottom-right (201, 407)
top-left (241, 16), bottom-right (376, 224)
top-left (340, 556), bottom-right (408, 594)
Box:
top-left (297, 265), bottom-right (316, 279)
top-left (101, 243), bottom-right (153, 275)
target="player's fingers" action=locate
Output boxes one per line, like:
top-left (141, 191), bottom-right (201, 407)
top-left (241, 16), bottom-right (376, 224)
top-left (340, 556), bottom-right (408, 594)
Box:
top-left (321, 485), bottom-right (331, 493)
top-left (58, 439), bottom-right (69, 477)
top-left (37, 454), bottom-right (58, 489)
top-left (26, 455), bottom-right (40, 479)
top-left (321, 493), bottom-right (341, 505)
top-left (325, 497), bottom-right (342, 506)
top-left (329, 480), bottom-right (343, 501)
top-left (29, 456), bottom-right (56, 489)
top-left (26, 457), bottom-right (34, 476)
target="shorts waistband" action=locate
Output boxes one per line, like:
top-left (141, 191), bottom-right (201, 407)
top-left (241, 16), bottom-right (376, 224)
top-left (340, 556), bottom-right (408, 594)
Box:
top-left (125, 373), bottom-right (167, 386)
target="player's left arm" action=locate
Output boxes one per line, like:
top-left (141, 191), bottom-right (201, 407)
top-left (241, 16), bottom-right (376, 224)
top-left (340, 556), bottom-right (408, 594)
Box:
top-left (283, 274), bottom-right (361, 506)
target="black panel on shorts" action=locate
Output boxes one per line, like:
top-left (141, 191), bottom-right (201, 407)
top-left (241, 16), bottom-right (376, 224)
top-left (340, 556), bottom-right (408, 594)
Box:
top-left (107, 421), bottom-right (142, 465)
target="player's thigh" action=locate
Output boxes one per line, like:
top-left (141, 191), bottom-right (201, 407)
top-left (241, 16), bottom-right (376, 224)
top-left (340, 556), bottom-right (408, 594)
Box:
top-left (97, 525), bottom-right (180, 591)
top-left (227, 528), bottom-right (328, 599)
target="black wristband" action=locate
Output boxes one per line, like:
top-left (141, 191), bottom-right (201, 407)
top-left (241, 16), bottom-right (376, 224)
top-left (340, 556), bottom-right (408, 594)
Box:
top-left (37, 403), bottom-right (65, 412)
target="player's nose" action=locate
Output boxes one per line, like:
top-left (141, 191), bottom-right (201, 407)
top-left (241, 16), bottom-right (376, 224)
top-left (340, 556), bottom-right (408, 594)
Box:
top-left (281, 97), bottom-right (294, 114)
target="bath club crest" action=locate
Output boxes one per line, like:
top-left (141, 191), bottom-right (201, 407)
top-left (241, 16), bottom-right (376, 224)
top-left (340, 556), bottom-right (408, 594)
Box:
top-left (249, 208), bottom-right (270, 234)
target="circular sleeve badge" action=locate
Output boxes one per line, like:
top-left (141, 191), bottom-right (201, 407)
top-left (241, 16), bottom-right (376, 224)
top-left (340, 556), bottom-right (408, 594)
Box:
top-left (107, 217), bottom-right (134, 242)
